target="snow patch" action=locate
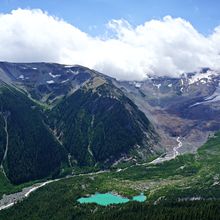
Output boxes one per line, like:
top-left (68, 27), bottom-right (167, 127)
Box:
top-left (64, 65), bottom-right (75, 68)
top-left (200, 79), bottom-right (206, 84)
top-left (61, 79), bottom-right (69, 83)
top-left (66, 70), bottom-right (79, 75)
top-left (49, 72), bottom-right (61, 78)
top-left (154, 83), bottom-right (161, 89)
top-left (189, 82), bottom-right (220, 107)
top-left (188, 70), bottom-right (217, 85)
top-left (18, 75), bottom-right (24, 80)
top-left (135, 82), bottom-right (142, 88)
top-left (46, 80), bottom-right (55, 84)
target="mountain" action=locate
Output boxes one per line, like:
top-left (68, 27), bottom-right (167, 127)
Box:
top-left (115, 68), bottom-right (220, 155)
top-left (0, 62), bottom-right (94, 105)
top-left (0, 82), bottom-right (65, 184)
top-left (48, 76), bottom-right (157, 167)
top-left (0, 62), bottom-right (220, 219)
top-left (0, 62), bottom-right (159, 183)
top-left (0, 61), bottom-right (220, 185)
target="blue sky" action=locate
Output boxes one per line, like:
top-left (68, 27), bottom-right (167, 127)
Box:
top-left (0, 1), bottom-right (220, 79)
top-left (1, 0), bottom-right (220, 36)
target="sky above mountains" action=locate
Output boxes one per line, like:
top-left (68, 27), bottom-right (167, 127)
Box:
top-left (0, 1), bottom-right (220, 80)
top-left (1, 0), bottom-right (220, 36)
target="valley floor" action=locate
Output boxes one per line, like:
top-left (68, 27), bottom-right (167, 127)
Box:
top-left (0, 132), bottom-right (219, 219)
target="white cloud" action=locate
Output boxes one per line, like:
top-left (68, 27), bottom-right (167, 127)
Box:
top-left (0, 9), bottom-right (220, 80)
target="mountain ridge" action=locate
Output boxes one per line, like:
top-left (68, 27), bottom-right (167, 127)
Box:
top-left (0, 61), bottom-right (220, 184)
top-left (0, 62), bottom-right (160, 184)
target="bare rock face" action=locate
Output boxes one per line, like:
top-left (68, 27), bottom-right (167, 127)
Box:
top-left (115, 68), bottom-right (220, 154)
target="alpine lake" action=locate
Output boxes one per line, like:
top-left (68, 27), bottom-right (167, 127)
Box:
top-left (77, 192), bottom-right (146, 206)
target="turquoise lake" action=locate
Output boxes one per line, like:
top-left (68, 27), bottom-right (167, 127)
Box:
top-left (132, 193), bottom-right (146, 202)
top-left (77, 192), bottom-right (146, 206)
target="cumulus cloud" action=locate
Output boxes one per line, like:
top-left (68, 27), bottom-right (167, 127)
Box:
top-left (0, 9), bottom-right (220, 80)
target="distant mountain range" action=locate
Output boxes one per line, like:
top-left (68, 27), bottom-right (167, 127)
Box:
top-left (0, 62), bottom-right (219, 184)
top-left (116, 67), bottom-right (220, 154)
